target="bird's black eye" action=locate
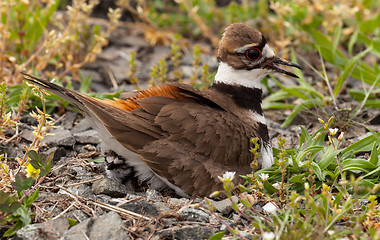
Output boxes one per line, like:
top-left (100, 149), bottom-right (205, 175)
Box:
top-left (245, 47), bottom-right (261, 61)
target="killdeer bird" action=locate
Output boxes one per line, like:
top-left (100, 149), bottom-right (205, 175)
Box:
top-left (23, 23), bottom-right (301, 197)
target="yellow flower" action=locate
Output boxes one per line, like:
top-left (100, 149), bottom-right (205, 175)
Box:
top-left (26, 163), bottom-right (40, 179)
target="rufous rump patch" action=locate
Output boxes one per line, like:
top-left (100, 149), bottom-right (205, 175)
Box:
top-left (100, 85), bottom-right (187, 111)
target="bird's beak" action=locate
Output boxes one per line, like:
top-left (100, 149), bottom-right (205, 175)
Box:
top-left (269, 56), bottom-right (302, 78)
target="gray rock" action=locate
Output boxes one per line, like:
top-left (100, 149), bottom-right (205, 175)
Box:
top-left (12, 224), bottom-right (40, 240)
top-left (60, 112), bottom-right (78, 129)
top-left (109, 30), bottom-right (149, 47)
top-left (42, 146), bottom-right (67, 162)
top-left (94, 194), bottom-right (113, 205)
top-left (2, 144), bottom-right (24, 159)
top-left (168, 198), bottom-right (190, 206)
top-left (157, 226), bottom-right (218, 240)
top-left (42, 127), bottom-right (75, 147)
top-left (179, 208), bottom-right (210, 223)
top-left (62, 211), bottom-right (130, 240)
top-left (19, 129), bottom-right (35, 142)
top-left (92, 177), bottom-right (129, 197)
top-left (160, 218), bottom-right (178, 228)
top-left (70, 118), bottom-right (92, 133)
top-left (120, 200), bottom-right (159, 216)
top-left (153, 201), bottom-right (171, 213)
top-left (79, 69), bottom-right (103, 83)
top-left (76, 184), bottom-right (95, 199)
top-left (14, 217), bottom-right (70, 240)
top-left (208, 196), bottom-right (238, 215)
top-left (73, 130), bottom-right (101, 144)
top-left (139, 46), bottom-right (171, 81)
top-left (146, 189), bottom-right (162, 200)
top-left (105, 57), bottom-right (133, 84)
top-left (219, 218), bottom-right (237, 232)
top-left (66, 209), bottom-right (89, 222)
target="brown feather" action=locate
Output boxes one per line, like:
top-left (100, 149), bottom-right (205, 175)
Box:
top-left (100, 85), bottom-right (188, 111)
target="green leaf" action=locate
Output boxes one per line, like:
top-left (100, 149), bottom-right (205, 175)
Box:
top-left (295, 146), bottom-right (324, 164)
top-left (29, 151), bottom-right (53, 177)
top-left (348, 29), bottom-right (359, 56)
top-left (333, 46), bottom-right (372, 97)
top-left (362, 165), bottom-right (380, 178)
top-left (342, 132), bottom-right (380, 156)
top-left (367, 127), bottom-right (380, 144)
top-left (349, 88), bottom-right (380, 101)
top-left (0, 192), bottom-right (20, 213)
top-left (88, 157), bottom-right (105, 163)
top-left (311, 29), bottom-right (332, 50)
top-left (281, 99), bottom-right (322, 127)
top-left (339, 158), bottom-right (376, 173)
top-left (291, 48), bottom-right (306, 86)
top-left (263, 90), bottom-right (292, 102)
top-left (15, 205), bottom-right (31, 226)
top-left (3, 205), bottom-right (32, 236)
top-left (229, 229), bottom-right (240, 236)
top-left (359, 12), bottom-right (380, 34)
top-left (3, 219), bottom-right (24, 237)
top-left (364, 99), bottom-right (380, 108)
top-left (298, 126), bottom-right (308, 149)
top-left (271, 76), bottom-right (323, 101)
top-left (263, 181), bottom-right (279, 194)
top-left (40, 152), bottom-right (53, 177)
top-left (231, 202), bottom-right (238, 211)
top-left (369, 144), bottom-right (379, 166)
top-left (289, 174), bottom-right (305, 183)
top-left (28, 150), bottom-right (43, 170)
top-left (333, 192), bottom-right (343, 208)
top-left (67, 218), bottom-right (78, 227)
top-left (311, 162), bottom-right (324, 181)
top-left (11, 174), bottom-right (34, 192)
top-left (26, 188), bottom-right (39, 206)
top-left (209, 231), bottom-right (225, 240)
top-left (262, 102), bottom-right (295, 110)
top-left (318, 149), bottom-right (342, 170)
top-left (79, 71), bottom-right (92, 93)
top-left (332, 25), bottom-right (342, 60)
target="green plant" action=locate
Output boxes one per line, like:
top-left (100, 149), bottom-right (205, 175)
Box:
top-left (0, 151), bottom-right (53, 237)
top-left (171, 34), bottom-right (184, 83)
top-left (128, 51), bottom-right (140, 90)
top-left (150, 59), bottom-right (168, 87)
top-left (207, 117), bottom-right (380, 239)
top-left (0, 82), bottom-right (54, 237)
top-left (261, 0), bottom-right (380, 127)
top-left (0, 0), bottom-right (121, 84)
top-left (117, 0), bottom-right (380, 130)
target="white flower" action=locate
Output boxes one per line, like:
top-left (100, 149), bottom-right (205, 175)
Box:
top-left (328, 128), bottom-right (339, 136)
top-left (218, 171), bottom-right (236, 182)
top-left (262, 231), bottom-right (275, 240)
top-left (259, 173), bottom-right (269, 181)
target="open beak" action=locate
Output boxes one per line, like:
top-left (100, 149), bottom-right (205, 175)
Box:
top-left (269, 56), bottom-right (302, 78)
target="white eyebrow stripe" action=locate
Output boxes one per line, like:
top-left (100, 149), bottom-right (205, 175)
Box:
top-left (234, 43), bottom-right (260, 53)
top-left (234, 43), bottom-right (274, 59)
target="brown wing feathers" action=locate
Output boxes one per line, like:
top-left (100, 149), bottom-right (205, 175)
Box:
top-left (100, 85), bottom-right (189, 112)
top-left (22, 73), bottom-right (257, 197)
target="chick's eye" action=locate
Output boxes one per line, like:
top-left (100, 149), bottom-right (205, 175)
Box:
top-left (245, 47), bottom-right (261, 61)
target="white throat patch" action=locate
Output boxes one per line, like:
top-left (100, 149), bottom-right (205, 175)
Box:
top-left (214, 62), bottom-right (269, 89)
